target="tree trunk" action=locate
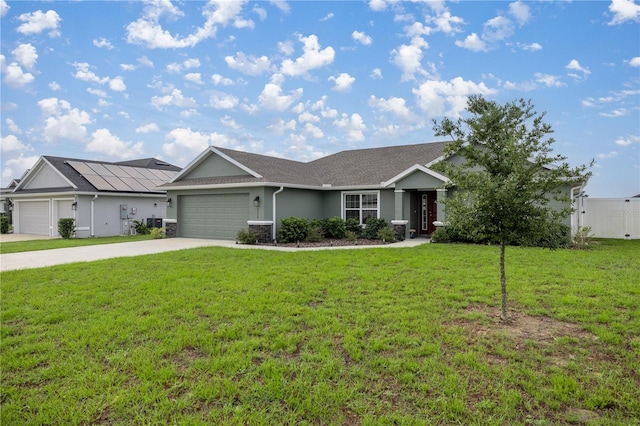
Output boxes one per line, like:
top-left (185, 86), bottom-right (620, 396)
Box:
top-left (500, 242), bottom-right (508, 320)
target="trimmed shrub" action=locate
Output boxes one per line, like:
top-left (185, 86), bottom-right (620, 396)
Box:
top-left (345, 230), bottom-right (358, 242)
top-left (363, 217), bottom-right (388, 239)
top-left (0, 216), bottom-right (9, 234)
top-left (305, 223), bottom-right (324, 242)
top-left (377, 226), bottom-right (396, 242)
top-left (132, 219), bottom-right (150, 235)
top-left (58, 218), bottom-right (75, 239)
top-left (345, 218), bottom-right (362, 237)
top-left (430, 227), bottom-right (451, 243)
top-left (572, 226), bottom-right (594, 250)
top-left (323, 216), bottom-right (346, 239)
top-left (150, 227), bottom-right (165, 239)
top-left (237, 228), bottom-right (257, 245)
top-left (278, 217), bottom-right (309, 243)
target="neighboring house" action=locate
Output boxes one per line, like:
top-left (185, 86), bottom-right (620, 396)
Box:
top-left (1, 178), bottom-right (22, 224)
top-left (160, 142), bottom-right (453, 241)
top-left (8, 156), bottom-right (180, 237)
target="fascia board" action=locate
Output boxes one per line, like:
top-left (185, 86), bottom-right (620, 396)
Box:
top-left (161, 182), bottom-right (388, 192)
top-left (9, 191), bottom-right (166, 199)
top-left (169, 146), bottom-right (263, 183)
top-left (15, 157), bottom-right (79, 191)
top-left (382, 164), bottom-right (449, 187)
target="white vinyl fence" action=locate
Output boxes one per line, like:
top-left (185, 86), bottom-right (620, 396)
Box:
top-left (573, 197), bottom-right (640, 239)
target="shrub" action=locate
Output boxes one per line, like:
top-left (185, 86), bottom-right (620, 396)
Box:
top-left (430, 227), bottom-right (451, 243)
top-left (237, 228), bottom-right (257, 245)
top-left (377, 226), bottom-right (395, 242)
top-left (363, 217), bottom-right (388, 239)
top-left (150, 227), bottom-right (165, 239)
top-left (132, 219), bottom-right (149, 235)
top-left (345, 218), bottom-right (362, 237)
top-left (345, 230), bottom-right (358, 242)
top-left (572, 226), bottom-right (594, 250)
top-left (0, 216), bottom-right (8, 234)
top-left (323, 216), bottom-right (346, 239)
top-left (58, 218), bottom-right (75, 239)
top-left (278, 217), bottom-right (309, 243)
top-left (305, 223), bottom-right (324, 242)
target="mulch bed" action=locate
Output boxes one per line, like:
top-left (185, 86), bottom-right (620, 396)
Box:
top-left (260, 238), bottom-right (396, 248)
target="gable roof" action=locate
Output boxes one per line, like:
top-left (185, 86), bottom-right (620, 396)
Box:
top-left (12, 155), bottom-right (181, 195)
top-left (163, 141), bottom-right (449, 190)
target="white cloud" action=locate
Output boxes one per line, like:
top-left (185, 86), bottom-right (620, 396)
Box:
top-left (209, 92), bottom-right (239, 109)
top-left (370, 68), bottom-right (383, 80)
top-left (184, 58), bottom-right (201, 69)
top-left (109, 76), bottom-right (126, 92)
top-left (250, 76), bottom-right (303, 112)
top-left (135, 123), bottom-right (159, 134)
top-left (614, 135), bottom-right (640, 146)
top-left (270, 0), bottom-right (291, 14)
top-left (49, 81), bottom-right (61, 91)
top-left (566, 59), bottom-right (591, 79)
top-left (280, 34), bottom-right (335, 77)
top-left (37, 98), bottom-right (92, 143)
top-left (212, 74), bottom-right (234, 85)
top-left (126, 0), bottom-right (253, 49)
top-left (0, 55), bottom-right (35, 88)
top-left (73, 62), bottom-right (109, 84)
top-left (151, 88), bottom-right (197, 110)
top-left (87, 88), bottom-right (108, 98)
top-left (534, 73), bottom-right (564, 87)
top-left (483, 16), bottom-right (515, 42)
top-left (629, 56), bottom-right (640, 67)
top-left (93, 38), bottom-right (114, 50)
top-left (17, 9), bottom-right (61, 37)
top-left (225, 52), bottom-right (272, 76)
top-left (413, 77), bottom-right (496, 118)
top-left (185, 73), bottom-right (204, 84)
top-left (329, 73), bottom-right (355, 92)
top-left (596, 151), bottom-right (619, 159)
top-left (1, 0), bottom-right (9, 17)
top-left (278, 40), bottom-right (295, 56)
top-left (6, 118), bottom-right (21, 134)
top-left (455, 33), bottom-right (487, 52)
top-left (87, 129), bottom-right (143, 159)
top-left (138, 56), bottom-right (154, 68)
top-left (391, 36), bottom-right (431, 81)
top-left (303, 123), bottom-right (324, 138)
top-left (1, 134), bottom-right (32, 152)
top-left (368, 95), bottom-right (418, 122)
top-left (120, 64), bottom-right (137, 72)
top-left (522, 42), bottom-right (542, 51)
top-left (509, 1), bottom-right (530, 26)
top-left (608, 0), bottom-right (640, 25)
top-left (427, 9), bottom-right (465, 35)
top-left (221, 115), bottom-right (241, 129)
top-left (163, 127), bottom-right (234, 165)
top-left (369, 0), bottom-right (387, 12)
top-left (352, 31), bottom-right (372, 45)
top-left (12, 44), bottom-right (38, 70)
top-left (268, 118), bottom-right (296, 135)
top-left (599, 108), bottom-right (629, 117)
top-left (2, 155), bottom-right (40, 182)
top-left (333, 113), bottom-right (366, 141)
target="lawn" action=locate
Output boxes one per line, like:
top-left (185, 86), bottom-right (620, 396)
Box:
top-left (0, 234), bottom-right (154, 254)
top-left (1, 240), bottom-right (639, 425)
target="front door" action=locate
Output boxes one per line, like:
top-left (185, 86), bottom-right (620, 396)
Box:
top-left (420, 192), bottom-right (437, 235)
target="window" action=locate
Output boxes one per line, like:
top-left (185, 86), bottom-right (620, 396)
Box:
top-left (343, 192), bottom-right (379, 224)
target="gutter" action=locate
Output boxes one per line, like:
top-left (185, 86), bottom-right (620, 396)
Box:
top-left (90, 194), bottom-right (98, 237)
top-left (272, 186), bottom-right (284, 241)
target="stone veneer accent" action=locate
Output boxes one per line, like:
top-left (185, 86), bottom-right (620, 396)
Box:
top-left (163, 219), bottom-right (177, 238)
top-left (247, 221), bottom-right (273, 243)
top-left (391, 220), bottom-right (408, 241)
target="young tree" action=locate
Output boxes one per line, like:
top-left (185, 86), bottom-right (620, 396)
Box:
top-left (432, 96), bottom-right (591, 320)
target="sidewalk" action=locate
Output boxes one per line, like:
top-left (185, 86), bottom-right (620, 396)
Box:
top-left (0, 237), bottom-right (429, 272)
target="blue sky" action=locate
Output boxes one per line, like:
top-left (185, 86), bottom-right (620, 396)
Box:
top-left (1, 0), bottom-right (638, 197)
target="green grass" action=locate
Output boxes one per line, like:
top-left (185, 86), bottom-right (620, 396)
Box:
top-left (1, 239), bottom-right (639, 424)
top-left (0, 234), bottom-right (153, 254)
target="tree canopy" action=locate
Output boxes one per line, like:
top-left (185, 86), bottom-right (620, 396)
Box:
top-left (432, 95), bottom-right (591, 320)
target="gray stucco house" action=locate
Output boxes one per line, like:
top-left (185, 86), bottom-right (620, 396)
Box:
top-left (7, 156), bottom-right (180, 237)
top-left (160, 142), bottom-right (453, 241)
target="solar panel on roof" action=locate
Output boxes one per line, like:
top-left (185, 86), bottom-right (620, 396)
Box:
top-left (103, 164), bottom-right (129, 178)
top-left (86, 162), bottom-right (114, 176)
top-left (103, 175), bottom-right (134, 192)
top-left (120, 177), bottom-right (148, 192)
top-left (137, 168), bottom-right (159, 180)
top-left (147, 168), bottom-right (167, 180)
top-left (67, 160), bottom-right (95, 176)
top-left (122, 167), bottom-right (145, 179)
top-left (83, 173), bottom-right (115, 191)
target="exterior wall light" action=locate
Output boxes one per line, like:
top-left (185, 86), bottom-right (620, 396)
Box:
top-left (253, 196), bottom-right (260, 207)
top-left (71, 202), bottom-right (78, 211)
top-left (167, 198), bottom-right (172, 207)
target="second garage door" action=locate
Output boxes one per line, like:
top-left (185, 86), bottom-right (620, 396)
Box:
top-left (179, 194), bottom-right (249, 240)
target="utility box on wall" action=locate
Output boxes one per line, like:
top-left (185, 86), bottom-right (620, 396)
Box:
top-left (147, 218), bottom-right (163, 228)
top-left (120, 204), bottom-right (128, 219)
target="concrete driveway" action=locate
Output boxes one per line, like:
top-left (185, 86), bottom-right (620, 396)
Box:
top-left (0, 237), bottom-right (428, 272)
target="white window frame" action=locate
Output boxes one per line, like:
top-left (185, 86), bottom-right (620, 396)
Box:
top-left (341, 190), bottom-right (380, 224)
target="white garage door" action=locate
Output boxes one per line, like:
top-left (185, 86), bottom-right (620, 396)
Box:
top-left (179, 194), bottom-right (250, 240)
top-left (18, 201), bottom-right (50, 235)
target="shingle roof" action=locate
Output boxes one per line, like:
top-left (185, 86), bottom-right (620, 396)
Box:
top-left (163, 141), bottom-right (449, 189)
top-left (12, 156), bottom-right (181, 195)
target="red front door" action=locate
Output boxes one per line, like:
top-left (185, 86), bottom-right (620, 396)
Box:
top-left (420, 192), bottom-right (437, 235)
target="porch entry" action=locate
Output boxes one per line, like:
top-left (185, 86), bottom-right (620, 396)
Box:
top-left (420, 191), bottom-right (437, 235)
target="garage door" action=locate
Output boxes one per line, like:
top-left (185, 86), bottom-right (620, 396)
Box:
top-left (18, 201), bottom-right (50, 235)
top-left (179, 194), bottom-right (249, 239)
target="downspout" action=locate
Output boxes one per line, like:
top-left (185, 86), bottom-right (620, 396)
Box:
top-left (272, 186), bottom-right (284, 242)
top-left (90, 194), bottom-right (98, 237)
top-left (570, 186), bottom-right (582, 234)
